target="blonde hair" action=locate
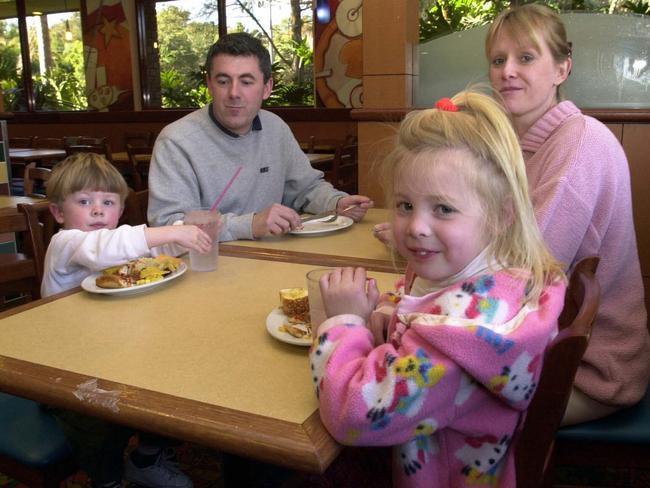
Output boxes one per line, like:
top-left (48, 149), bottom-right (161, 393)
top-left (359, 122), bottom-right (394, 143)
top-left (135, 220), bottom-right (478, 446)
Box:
top-left (485, 4), bottom-right (572, 98)
top-left (382, 89), bottom-right (564, 302)
top-left (47, 153), bottom-right (129, 206)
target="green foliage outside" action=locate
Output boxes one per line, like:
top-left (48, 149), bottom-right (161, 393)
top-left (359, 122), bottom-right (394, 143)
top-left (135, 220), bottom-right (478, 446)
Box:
top-left (159, 0), bottom-right (314, 108)
top-left (419, 0), bottom-right (649, 42)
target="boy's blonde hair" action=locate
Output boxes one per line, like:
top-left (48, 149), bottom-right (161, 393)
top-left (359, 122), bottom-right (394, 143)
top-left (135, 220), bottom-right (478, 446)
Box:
top-left (485, 4), bottom-right (571, 99)
top-left (47, 153), bottom-right (129, 206)
top-left (382, 88), bottom-right (564, 302)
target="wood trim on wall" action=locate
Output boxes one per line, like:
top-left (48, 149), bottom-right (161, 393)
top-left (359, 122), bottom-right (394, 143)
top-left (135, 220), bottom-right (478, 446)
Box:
top-left (352, 108), bottom-right (650, 123)
top-left (5, 107), bottom-right (354, 125)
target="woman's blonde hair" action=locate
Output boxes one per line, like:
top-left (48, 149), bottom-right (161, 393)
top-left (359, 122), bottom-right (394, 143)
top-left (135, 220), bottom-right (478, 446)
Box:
top-left (485, 4), bottom-right (572, 98)
top-left (382, 88), bottom-right (564, 302)
top-left (47, 153), bottom-right (129, 206)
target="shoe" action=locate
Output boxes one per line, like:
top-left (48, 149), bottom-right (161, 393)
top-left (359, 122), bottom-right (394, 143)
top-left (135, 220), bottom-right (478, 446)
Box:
top-left (125, 449), bottom-right (193, 488)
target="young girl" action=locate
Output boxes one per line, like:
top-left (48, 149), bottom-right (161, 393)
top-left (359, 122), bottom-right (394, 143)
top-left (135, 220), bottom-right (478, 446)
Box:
top-left (310, 90), bottom-right (566, 487)
top-left (41, 152), bottom-right (214, 298)
top-left (42, 152), bottom-right (214, 488)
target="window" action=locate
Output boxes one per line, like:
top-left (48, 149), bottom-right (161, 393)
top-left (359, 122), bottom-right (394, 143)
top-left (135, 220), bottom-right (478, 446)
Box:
top-left (141, 0), bottom-right (314, 108)
top-left (416, 1), bottom-right (650, 108)
top-left (0, 0), bottom-right (82, 111)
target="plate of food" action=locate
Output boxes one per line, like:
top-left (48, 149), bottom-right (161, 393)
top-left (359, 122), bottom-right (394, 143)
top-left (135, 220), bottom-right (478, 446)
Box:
top-left (290, 215), bottom-right (353, 236)
top-left (81, 255), bottom-right (187, 296)
top-left (266, 287), bottom-right (312, 346)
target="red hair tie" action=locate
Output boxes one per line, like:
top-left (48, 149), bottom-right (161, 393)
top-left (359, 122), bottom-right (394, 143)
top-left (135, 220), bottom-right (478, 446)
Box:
top-left (435, 98), bottom-right (458, 112)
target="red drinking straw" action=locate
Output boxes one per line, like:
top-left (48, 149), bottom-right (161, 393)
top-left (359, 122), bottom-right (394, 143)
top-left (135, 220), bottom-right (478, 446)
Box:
top-left (210, 166), bottom-right (243, 211)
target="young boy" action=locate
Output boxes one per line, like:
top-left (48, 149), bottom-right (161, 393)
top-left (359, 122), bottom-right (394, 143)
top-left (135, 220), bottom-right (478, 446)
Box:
top-left (42, 153), bottom-right (215, 488)
top-left (42, 152), bottom-right (213, 297)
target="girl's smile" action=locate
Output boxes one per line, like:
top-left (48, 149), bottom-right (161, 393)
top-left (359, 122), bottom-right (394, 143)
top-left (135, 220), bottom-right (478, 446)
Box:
top-left (392, 149), bottom-right (490, 282)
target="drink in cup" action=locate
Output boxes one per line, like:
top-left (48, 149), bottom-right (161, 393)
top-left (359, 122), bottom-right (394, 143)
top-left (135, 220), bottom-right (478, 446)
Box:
top-left (184, 209), bottom-right (221, 271)
top-left (306, 268), bottom-right (334, 329)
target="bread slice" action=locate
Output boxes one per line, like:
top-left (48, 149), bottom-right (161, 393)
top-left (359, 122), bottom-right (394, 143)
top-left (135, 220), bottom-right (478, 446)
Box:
top-left (96, 274), bottom-right (131, 289)
top-left (279, 287), bottom-right (309, 322)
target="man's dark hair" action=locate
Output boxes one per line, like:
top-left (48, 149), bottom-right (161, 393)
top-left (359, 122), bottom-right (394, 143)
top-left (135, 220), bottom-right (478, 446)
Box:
top-left (205, 32), bottom-right (272, 83)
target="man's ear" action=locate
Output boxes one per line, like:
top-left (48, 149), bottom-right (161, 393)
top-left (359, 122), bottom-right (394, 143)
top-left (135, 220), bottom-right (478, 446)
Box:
top-left (49, 203), bottom-right (65, 225)
top-left (262, 77), bottom-right (273, 100)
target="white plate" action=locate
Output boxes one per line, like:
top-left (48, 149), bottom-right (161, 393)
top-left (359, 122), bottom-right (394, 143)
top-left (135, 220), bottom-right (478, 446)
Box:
top-left (81, 262), bottom-right (188, 296)
top-left (265, 307), bottom-right (312, 346)
top-left (290, 215), bottom-right (353, 236)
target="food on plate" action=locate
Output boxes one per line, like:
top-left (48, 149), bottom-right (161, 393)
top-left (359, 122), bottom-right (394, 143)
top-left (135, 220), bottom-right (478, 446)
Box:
top-left (278, 287), bottom-right (312, 339)
top-left (279, 287), bottom-right (309, 323)
top-left (95, 255), bottom-right (182, 289)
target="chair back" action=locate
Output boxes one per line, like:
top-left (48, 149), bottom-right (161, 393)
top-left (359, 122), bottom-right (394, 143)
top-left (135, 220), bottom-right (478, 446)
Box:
top-left (515, 256), bottom-right (600, 487)
top-left (64, 136), bottom-right (113, 163)
top-left (0, 204), bottom-right (47, 309)
top-left (121, 188), bottom-right (149, 226)
top-left (331, 143), bottom-right (358, 194)
top-left (125, 143), bottom-right (153, 191)
top-left (23, 162), bottom-right (52, 198)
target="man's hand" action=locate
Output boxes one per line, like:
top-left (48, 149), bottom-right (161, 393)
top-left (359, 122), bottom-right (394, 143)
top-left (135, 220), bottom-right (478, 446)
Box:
top-left (252, 203), bottom-right (301, 238)
top-left (319, 267), bottom-right (380, 323)
top-left (372, 221), bottom-right (395, 247)
top-left (336, 195), bottom-right (374, 222)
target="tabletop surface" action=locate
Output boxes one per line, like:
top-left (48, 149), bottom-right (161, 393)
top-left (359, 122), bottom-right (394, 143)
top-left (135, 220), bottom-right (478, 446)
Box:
top-left (9, 148), bottom-right (66, 159)
top-left (221, 208), bottom-right (405, 273)
top-left (0, 255), bottom-right (401, 471)
top-left (0, 194), bottom-right (43, 209)
top-left (305, 153), bottom-right (334, 164)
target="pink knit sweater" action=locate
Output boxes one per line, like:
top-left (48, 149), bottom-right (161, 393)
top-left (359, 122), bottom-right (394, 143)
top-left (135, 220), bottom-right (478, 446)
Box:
top-left (522, 101), bottom-right (650, 405)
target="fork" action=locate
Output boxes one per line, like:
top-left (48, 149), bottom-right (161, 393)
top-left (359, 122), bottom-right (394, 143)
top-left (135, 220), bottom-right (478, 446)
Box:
top-left (300, 205), bottom-right (357, 224)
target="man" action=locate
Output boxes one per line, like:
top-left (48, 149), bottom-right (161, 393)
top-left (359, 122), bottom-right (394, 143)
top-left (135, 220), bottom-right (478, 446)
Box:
top-left (148, 32), bottom-right (372, 241)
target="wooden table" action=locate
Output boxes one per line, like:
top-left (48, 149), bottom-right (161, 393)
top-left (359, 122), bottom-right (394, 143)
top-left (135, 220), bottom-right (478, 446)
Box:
top-left (112, 151), bottom-right (151, 164)
top-left (306, 153), bottom-right (334, 164)
top-left (0, 194), bottom-right (43, 212)
top-left (221, 208), bottom-right (405, 273)
top-left (8, 148), bottom-right (66, 162)
top-left (0, 256), bottom-right (401, 473)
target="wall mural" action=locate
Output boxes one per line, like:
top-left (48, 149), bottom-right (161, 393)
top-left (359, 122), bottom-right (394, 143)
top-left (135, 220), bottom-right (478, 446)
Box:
top-left (314, 0), bottom-right (363, 108)
top-left (84, 0), bottom-right (133, 111)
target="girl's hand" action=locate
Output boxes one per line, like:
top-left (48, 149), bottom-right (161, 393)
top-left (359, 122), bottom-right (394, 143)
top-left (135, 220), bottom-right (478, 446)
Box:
top-left (319, 267), bottom-right (380, 322)
top-left (372, 221), bottom-right (395, 247)
top-left (173, 225), bottom-right (212, 253)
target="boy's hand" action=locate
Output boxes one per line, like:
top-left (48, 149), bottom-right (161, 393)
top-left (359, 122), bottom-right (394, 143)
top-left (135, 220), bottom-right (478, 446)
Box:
top-left (173, 225), bottom-right (212, 253)
top-left (319, 267), bottom-right (380, 322)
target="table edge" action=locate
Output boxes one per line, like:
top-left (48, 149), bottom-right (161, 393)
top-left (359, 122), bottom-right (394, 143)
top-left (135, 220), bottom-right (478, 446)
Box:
top-left (0, 354), bottom-right (340, 473)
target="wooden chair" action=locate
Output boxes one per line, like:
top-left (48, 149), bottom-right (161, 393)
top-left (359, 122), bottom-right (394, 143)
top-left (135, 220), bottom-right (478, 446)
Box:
top-left (330, 142), bottom-right (358, 194)
top-left (124, 131), bottom-right (155, 148)
top-left (121, 188), bottom-right (149, 226)
top-left (64, 136), bottom-right (113, 163)
top-left (514, 256), bottom-right (600, 488)
top-left (8, 136), bottom-right (34, 148)
top-left (125, 143), bottom-right (153, 191)
top-left (23, 163), bottom-right (52, 198)
top-left (0, 203), bottom-right (47, 310)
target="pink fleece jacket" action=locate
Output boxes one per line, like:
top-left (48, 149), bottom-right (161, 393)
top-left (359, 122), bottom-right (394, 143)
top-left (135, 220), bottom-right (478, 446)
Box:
top-left (522, 101), bottom-right (650, 406)
top-left (310, 270), bottom-right (565, 487)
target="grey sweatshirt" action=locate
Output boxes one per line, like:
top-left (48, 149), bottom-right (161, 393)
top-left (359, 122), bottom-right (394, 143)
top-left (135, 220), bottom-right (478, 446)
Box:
top-left (148, 106), bottom-right (346, 241)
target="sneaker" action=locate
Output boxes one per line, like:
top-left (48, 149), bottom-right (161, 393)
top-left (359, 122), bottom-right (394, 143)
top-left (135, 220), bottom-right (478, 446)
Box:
top-left (125, 449), bottom-right (193, 488)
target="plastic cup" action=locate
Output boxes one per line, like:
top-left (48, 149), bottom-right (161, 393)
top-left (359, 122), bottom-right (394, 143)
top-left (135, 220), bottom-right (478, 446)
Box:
top-left (306, 268), bottom-right (334, 329)
top-left (184, 209), bottom-right (221, 272)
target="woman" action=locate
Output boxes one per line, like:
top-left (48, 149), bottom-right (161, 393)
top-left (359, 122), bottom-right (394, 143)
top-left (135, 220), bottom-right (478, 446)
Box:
top-left (485, 3), bottom-right (650, 424)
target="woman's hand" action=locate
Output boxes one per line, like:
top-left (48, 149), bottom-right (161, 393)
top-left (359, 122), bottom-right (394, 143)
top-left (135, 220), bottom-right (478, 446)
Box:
top-left (372, 221), bottom-right (395, 247)
top-left (319, 267), bottom-right (380, 322)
